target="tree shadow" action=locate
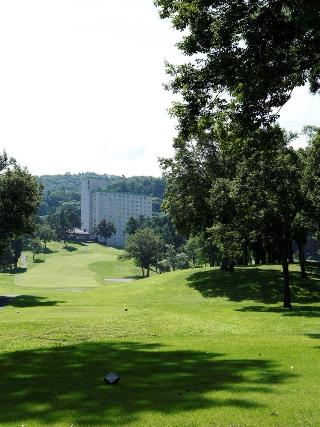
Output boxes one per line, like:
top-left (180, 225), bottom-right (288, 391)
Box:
top-left (66, 241), bottom-right (89, 247)
top-left (237, 305), bottom-right (320, 317)
top-left (33, 258), bottom-right (45, 263)
top-left (306, 261), bottom-right (320, 273)
top-left (77, 241), bottom-right (89, 247)
top-left (306, 334), bottom-right (320, 349)
top-left (63, 246), bottom-right (78, 252)
top-left (0, 341), bottom-right (295, 426)
top-left (1, 267), bottom-right (27, 274)
top-left (187, 268), bottom-right (320, 304)
top-left (0, 295), bottom-right (64, 308)
top-left (43, 247), bottom-right (58, 254)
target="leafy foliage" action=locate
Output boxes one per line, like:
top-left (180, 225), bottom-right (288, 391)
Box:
top-left (121, 228), bottom-right (162, 277)
top-left (51, 204), bottom-right (81, 245)
top-left (0, 158), bottom-right (43, 239)
top-left (155, 0), bottom-right (320, 134)
top-left (94, 219), bottom-right (116, 245)
top-left (0, 151), bottom-right (42, 267)
top-left (35, 224), bottom-right (56, 249)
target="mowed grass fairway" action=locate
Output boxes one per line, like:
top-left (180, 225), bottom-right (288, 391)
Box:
top-left (0, 243), bottom-right (320, 426)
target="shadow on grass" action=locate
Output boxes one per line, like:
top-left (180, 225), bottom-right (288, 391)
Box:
top-left (306, 334), bottom-right (320, 349)
top-left (237, 305), bottom-right (320, 317)
top-left (0, 267), bottom-right (27, 274)
top-left (66, 241), bottom-right (89, 247)
top-left (0, 341), bottom-right (295, 426)
top-left (77, 241), bottom-right (89, 247)
top-left (0, 295), bottom-right (64, 308)
top-left (63, 246), bottom-right (78, 252)
top-left (187, 268), bottom-right (320, 304)
top-left (42, 247), bottom-right (58, 254)
top-left (33, 258), bottom-right (45, 264)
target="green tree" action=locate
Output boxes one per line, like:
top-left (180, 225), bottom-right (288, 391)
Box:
top-left (155, 1), bottom-right (317, 308)
top-left (147, 213), bottom-right (185, 248)
top-left (36, 224), bottom-right (56, 250)
top-left (292, 212), bottom-right (313, 280)
top-left (122, 228), bottom-right (162, 277)
top-left (158, 258), bottom-right (171, 273)
top-left (183, 235), bottom-right (209, 267)
top-left (54, 204), bottom-right (81, 245)
top-left (125, 215), bottom-right (146, 236)
top-left (0, 152), bottom-right (43, 261)
top-left (30, 238), bottom-right (43, 262)
top-left (165, 244), bottom-right (177, 271)
top-left (160, 136), bottom-right (222, 266)
top-left (209, 224), bottom-right (243, 273)
top-left (95, 218), bottom-right (116, 245)
top-left (175, 252), bottom-right (189, 269)
top-left (184, 237), bottom-right (199, 268)
top-left (11, 239), bottom-right (24, 270)
top-left (232, 137), bottom-right (303, 308)
top-left (155, 0), bottom-right (320, 134)
top-left (0, 240), bottom-right (14, 270)
top-left (303, 127), bottom-right (320, 233)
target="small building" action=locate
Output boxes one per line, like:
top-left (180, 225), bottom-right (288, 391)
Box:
top-left (66, 228), bottom-right (91, 242)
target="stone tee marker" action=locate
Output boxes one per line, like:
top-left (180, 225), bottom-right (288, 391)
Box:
top-left (104, 372), bottom-right (120, 385)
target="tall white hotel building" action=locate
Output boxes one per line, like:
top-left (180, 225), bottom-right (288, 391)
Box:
top-left (81, 177), bottom-right (153, 247)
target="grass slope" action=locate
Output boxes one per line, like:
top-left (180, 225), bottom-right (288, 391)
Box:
top-left (0, 242), bottom-right (319, 426)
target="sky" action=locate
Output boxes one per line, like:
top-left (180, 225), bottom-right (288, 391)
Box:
top-left (0, 1), bottom-right (319, 177)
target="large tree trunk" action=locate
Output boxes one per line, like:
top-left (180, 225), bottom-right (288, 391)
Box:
top-left (242, 243), bottom-right (249, 265)
top-left (141, 267), bottom-right (145, 278)
top-left (253, 240), bottom-right (262, 264)
top-left (254, 250), bottom-right (261, 264)
top-left (146, 267), bottom-right (150, 277)
top-left (228, 260), bottom-right (235, 272)
top-left (208, 240), bottom-right (215, 267)
top-left (297, 239), bottom-right (308, 279)
top-left (220, 257), bottom-right (229, 271)
top-left (281, 235), bottom-right (292, 309)
top-left (267, 242), bottom-right (273, 264)
top-left (288, 241), bottom-right (294, 263)
top-left (220, 257), bottom-right (235, 272)
top-left (260, 241), bottom-right (267, 264)
top-left (14, 260), bottom-right (18, 270)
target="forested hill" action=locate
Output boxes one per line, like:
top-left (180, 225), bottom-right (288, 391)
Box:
top-left (37, 173), bottom-right (165, 217)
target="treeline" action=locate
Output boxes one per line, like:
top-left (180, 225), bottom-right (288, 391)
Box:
top-left (154, 0), bottom-right (320, 309)
top-left (37, 173), bottom-right (165, 219)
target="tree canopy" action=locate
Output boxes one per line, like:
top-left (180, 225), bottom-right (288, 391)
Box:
top-left (154, 0), bottom-right (320, 308)
top-left (0, 152), bottom-right (43, 239)
top-left (122, 228), bottom-right (162, 277)
top-left (95, 219), bottom-right (116, 245)
top-left (155, 0), bottom-right (320, 134)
